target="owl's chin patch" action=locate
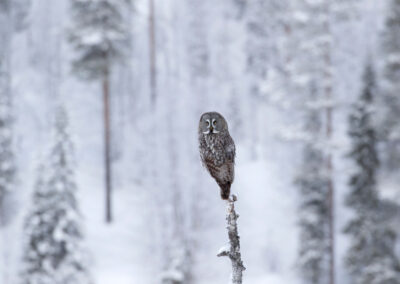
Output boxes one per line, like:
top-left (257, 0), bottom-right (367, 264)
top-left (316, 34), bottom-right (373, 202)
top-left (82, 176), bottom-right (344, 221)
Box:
top-left (203, 130), bottom-right (220, 135)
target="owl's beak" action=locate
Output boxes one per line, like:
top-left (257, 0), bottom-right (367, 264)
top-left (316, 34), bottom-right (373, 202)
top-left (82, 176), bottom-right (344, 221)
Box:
top-left (209, 126), bottom-right (214, 133)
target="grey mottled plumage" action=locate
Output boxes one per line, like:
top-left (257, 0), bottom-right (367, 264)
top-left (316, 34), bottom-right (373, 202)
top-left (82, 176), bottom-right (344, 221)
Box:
top-left (198, 112), bottom-right (236, 200)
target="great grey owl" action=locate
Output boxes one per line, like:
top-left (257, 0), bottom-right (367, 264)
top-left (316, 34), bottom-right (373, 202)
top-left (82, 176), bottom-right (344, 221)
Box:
top-left (198, 112), bottom-right (236, 200)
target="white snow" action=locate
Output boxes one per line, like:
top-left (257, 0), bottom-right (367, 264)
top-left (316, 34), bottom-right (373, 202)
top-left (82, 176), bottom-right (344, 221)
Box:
top-left (217, 245), bottom-right (230, 255)
top-left (0, 0), bottom-right (394, 284)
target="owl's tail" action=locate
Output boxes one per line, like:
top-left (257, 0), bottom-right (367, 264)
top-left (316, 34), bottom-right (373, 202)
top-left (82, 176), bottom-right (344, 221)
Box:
top-left (218, 182), bottom-right (231, 200)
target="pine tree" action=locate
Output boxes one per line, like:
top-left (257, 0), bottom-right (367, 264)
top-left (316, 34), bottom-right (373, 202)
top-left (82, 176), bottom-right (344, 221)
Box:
top-left (69, 0), bottom-right (129, 223)
top-left (292, 2), bottom-right (358, 283)
top-left (296, 84), bottom-right (330, 284)
top-left (0, 51), bottom-right (15, 228)
top-left (344, 63), bottom-right (400, 284)
top-left (0, 2), bottom-right (29, 282)
top-left (381, 0), bottom-right (400, 169)
top-left (20, 107), bottom-right (92, 284)
top-left (0, 0), bottom-right (31, 227)
top-left (290, 3), bottom-right (335, 282)
top-left (0, 1), bottom-right (10, 226)
top-left (0, 13), bottom-right (15, 283)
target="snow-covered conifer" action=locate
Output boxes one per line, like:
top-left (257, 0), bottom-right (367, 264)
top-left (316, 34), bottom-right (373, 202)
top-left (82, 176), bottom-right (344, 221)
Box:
top-left (381, 0), bottom-right (400, 169)
top-left (69, 0), bottom-right (128, 80)
top-left (296, 85), bottom-right (330, 284)
top-left (0, 1), bottom-right (16, 227)
top-left (20, 107), bottom-right (92, 284)
top-left (0, 65), bottom-right (15, 228)
top-left (344, 63), bottom-right (400, 284)
top-left (292, 2), bottom-right (358, 283)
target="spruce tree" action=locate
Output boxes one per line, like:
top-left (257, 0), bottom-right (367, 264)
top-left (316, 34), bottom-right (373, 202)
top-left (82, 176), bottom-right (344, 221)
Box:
top-left (289, 4), bottom-right (336, 280)
top-left (20, 107), bottom-right (92, 284)
top-left (344, 63), bottom-right (400, 284)
top-left (292, 3), bottom-right (358, 283)
top-left (0, 0), bottom-right (16, 227)
top-left (0, 65), bottom-right (15, 227)
top-left (296, 84), bottom-right (330, 284)
top-left (381, 0), bottom-right (400, 169)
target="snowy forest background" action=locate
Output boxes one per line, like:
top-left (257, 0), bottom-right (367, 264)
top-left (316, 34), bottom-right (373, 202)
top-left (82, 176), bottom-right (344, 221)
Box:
top-left (1, 0), bottom-right (400, 283)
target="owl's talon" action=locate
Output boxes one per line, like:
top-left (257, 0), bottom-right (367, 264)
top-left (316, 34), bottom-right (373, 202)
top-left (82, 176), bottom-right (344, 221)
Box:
top-left (232, 194), bottom-right (237, 202)
top-left (227, 194), bottom-right (237, 203)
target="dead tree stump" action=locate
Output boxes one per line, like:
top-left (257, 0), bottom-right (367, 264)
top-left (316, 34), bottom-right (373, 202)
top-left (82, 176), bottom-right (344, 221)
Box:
top-left (217, 194), bottom-right (245, 284)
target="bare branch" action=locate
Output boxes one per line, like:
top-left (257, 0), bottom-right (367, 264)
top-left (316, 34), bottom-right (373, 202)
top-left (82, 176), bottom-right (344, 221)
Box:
top-left (217, 194), bottom-right (245, 284)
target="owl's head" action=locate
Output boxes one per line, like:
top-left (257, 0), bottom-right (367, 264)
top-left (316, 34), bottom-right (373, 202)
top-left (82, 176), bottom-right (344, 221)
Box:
top-left (199, 112), bottom-right (228, 135)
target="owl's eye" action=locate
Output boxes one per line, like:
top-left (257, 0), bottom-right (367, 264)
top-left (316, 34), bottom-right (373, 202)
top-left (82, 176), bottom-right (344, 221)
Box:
top-left (206, 120), bottom-right (210, 126)
top-left (212, 120), bottom-right (217, 126)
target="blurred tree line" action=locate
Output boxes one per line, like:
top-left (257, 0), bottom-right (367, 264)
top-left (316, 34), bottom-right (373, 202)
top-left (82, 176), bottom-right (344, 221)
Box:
top-left (1, 0), bottom-right (400, 284)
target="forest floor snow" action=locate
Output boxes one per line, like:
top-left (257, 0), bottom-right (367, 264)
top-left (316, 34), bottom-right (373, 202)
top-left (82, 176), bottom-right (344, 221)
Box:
top-left (78, 144), bottom-right (300, 284)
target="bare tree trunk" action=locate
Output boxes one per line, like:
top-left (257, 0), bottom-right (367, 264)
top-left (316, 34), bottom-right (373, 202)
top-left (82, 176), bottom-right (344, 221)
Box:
top-left (0, 5), bottom-right (12, 283)
top-left (217, 195), bottom-right (245, 284)
top-left (323, 4), bottom-right (335, 284)
top-left (327, 149), bottom-right (334, 284)
top-left (326, 100), bottom-right (335, 284)
top-left (148, 0), bottom-right (157, 106)
top-left (103, 69), bottom-right (112, 223)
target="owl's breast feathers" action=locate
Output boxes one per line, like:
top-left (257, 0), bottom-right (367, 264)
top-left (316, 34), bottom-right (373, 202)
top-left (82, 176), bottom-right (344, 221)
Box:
top-left (203, 134), bottom-right (225, 165)
top-left (199, 132), bottom-right (235, 182)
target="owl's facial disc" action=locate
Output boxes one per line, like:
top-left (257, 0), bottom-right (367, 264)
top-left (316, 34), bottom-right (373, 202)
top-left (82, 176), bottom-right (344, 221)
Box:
top-left (202, 118), bottom-right (220, 135)
top-left (211, 119), bottom-right (220, 134)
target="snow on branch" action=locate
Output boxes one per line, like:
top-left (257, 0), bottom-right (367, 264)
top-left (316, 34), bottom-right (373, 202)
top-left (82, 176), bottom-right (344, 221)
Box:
top-left (217, 194), bottom-right (245, 284)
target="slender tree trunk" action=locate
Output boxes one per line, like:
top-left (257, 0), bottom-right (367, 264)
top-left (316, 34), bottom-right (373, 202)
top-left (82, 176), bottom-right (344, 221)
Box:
top-left (148, 0), bottom-right (157, 106)
top-left (327, 144), bottom-right (334, 284)
top-left (326, 54), bottom-right (335, 284)
top-left (103, 69), bottom-right (112, 223)
top-left (0, 5), bottom-right (12, 283)
top-left (324, 5), bottom-right (335, 284)
top-left (217, 196), bottom-right (245, 284)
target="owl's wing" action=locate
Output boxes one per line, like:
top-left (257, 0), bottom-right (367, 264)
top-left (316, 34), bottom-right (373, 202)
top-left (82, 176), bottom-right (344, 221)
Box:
top-left (198, 135), bottom-right (207, 164)
top-left (224, 135), bottom-right (236, 163)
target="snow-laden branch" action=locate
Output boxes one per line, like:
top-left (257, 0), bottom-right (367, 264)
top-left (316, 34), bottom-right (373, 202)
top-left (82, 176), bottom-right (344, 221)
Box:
top-left (217, 195), bottom-right (245, 284)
